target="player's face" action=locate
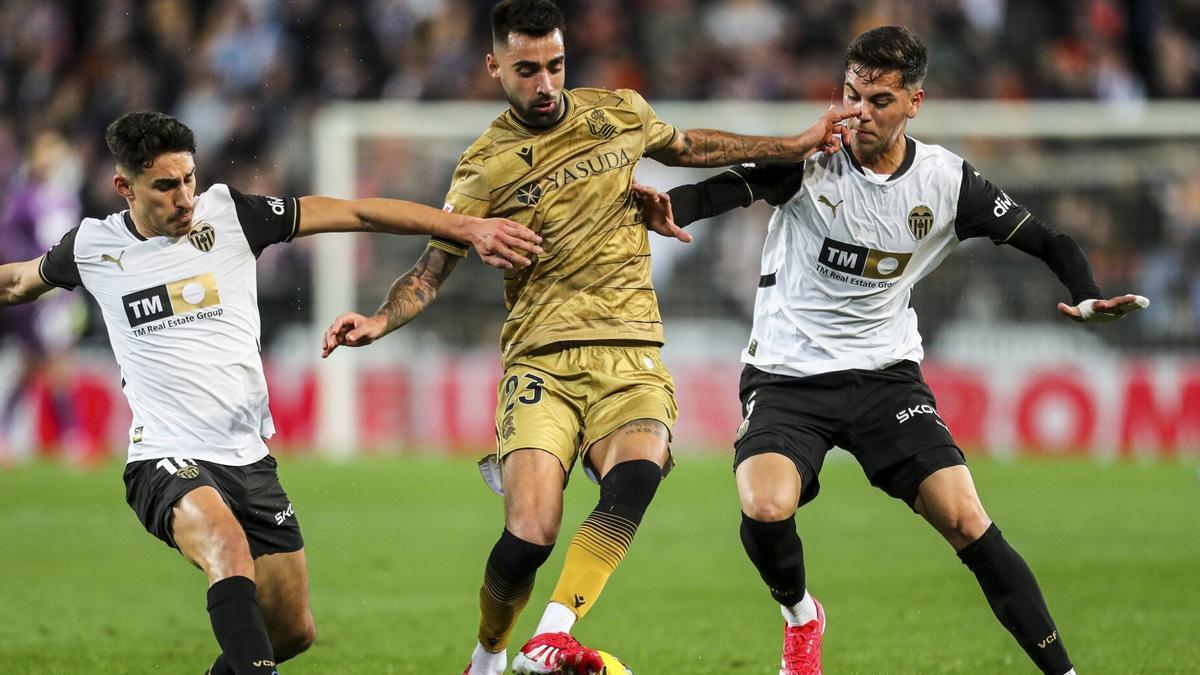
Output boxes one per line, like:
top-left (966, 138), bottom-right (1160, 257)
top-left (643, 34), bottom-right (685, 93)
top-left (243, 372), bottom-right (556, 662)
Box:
top-left (487, 29), bottom-right (566, 128)
top-left (115, 151), bottom-right (197, 238)
top-left (842, 67), bottom-right (923, 163)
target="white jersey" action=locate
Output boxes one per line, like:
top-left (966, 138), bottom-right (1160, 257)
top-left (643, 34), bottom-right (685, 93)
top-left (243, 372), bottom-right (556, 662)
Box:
top-left (737, 137), bottom-right (1032, 377)
top-left (38, 184), bottom-right (300, 465)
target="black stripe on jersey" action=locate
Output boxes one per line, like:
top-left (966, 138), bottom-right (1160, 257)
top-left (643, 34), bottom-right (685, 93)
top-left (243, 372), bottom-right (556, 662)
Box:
top-left (39, 225), bottom-right (83, 290)
top-left (123, 211), bottom-right (147, 241)
top-left (758, 273), bottom-right (777, 288)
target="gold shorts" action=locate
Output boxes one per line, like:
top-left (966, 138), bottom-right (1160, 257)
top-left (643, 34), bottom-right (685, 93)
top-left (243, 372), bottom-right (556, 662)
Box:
top-left (493, 343), bottom-right (678, 478)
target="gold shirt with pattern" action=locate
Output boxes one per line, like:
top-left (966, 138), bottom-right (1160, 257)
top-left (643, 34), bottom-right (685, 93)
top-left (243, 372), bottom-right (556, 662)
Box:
top-left (433, 88), bottom-right (680, 364)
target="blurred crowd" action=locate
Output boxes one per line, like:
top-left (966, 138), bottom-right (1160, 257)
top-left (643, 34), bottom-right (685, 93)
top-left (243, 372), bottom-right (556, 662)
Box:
top-left (0, 0), bottom-right (1198, 355)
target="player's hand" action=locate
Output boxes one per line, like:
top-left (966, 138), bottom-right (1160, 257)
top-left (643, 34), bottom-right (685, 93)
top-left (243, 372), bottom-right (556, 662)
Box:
top-left (1057, 294), bottom-right (1150, 323)
top-left (632, 181), bottom-right (691, 243)
top-left (460, 217), bottom-right (543, 269)
top-left (322, 312), bottom-right (388, 357)
top-left (799, 106), bottom-right (860, 158)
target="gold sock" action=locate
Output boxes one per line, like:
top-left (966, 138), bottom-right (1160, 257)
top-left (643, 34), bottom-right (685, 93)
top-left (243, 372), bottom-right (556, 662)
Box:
top-left (549, 509), bottom-right (639, 619)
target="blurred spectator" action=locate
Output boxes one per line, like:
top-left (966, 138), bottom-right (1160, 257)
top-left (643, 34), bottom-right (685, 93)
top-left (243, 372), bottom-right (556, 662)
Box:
top-left (0, 129), bottom-right (87, 459)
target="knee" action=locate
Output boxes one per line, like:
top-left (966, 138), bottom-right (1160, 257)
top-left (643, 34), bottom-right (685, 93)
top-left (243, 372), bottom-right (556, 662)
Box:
top-left (275, 618), bottom-right (316, 662)
top-left (934, 506), bottom-right (992, 548)
top-left (740, 491), bottom-right (797, 523)
top-left (506, 515), bottom-right (559, 546)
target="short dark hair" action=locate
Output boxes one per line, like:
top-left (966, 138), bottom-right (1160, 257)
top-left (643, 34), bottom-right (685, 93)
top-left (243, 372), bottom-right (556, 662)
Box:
top-left (105, 111), bottom-right (196, 174)
top-left (491, 0), bottom-right (565, 46)
top-left (844, 26), bottom-right (928, 89)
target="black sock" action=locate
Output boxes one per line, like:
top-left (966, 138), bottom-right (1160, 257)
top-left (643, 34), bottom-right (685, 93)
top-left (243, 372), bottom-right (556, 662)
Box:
top-left (208, 654), bottom-right (233, 675)
top-left (478, 528), bottom-right (555, 650)
top-left (207, 576), bottom-right (277, 674)
top-left (957, 524), bottom-right (1072, 675)
top-left (740, 513), bottom-right (806, 608)
top-left (597, 458), bottom-right (662, 522)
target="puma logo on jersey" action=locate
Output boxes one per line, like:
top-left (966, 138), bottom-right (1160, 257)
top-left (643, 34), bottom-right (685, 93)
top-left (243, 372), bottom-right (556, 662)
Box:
top-left (101, 251), bottom-right (126, 270)
top-left (818, 195), bottom-right (844, 217)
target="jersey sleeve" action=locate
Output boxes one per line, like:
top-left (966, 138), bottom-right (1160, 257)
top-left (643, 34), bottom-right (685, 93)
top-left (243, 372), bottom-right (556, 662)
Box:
top-left (624, 89), bottom-right (679, 155)
top-left (227, 186), bottom-right (300, 256)
top-left (955, 162), bottom-right (1102, 304)
top-left (667, 162), bottom-right (805, 227)
top-left (434, 159), bottom-right (490, 257)
top-left (38, 225), bottom-right (82, 290)
top-left (954, 161), bottom-right (1032, 243)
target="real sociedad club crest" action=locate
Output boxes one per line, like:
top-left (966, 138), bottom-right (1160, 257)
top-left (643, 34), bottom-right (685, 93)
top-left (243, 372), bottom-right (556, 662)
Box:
top-left (188, 222), bottom-right (216, 252)
top-left (907, 205), bottom-right (934, 240)
top-left (586, 109), bottom-right (618, 140)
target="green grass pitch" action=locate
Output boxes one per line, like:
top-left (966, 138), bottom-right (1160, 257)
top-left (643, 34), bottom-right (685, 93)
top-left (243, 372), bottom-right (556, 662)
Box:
top-left (0, 453), bottom-right (1196, 673)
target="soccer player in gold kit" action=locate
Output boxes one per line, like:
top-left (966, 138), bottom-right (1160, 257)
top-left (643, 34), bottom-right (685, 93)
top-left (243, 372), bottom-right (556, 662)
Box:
top-left (321, 1), bottom-right (854, 672)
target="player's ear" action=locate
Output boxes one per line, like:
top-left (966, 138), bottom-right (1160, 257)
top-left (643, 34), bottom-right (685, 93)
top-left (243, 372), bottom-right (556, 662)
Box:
top-left (486, 52), bottom-right (501, 79)
top-left (113, 171), bottom-right (134, 200)
top-left (907, 88), bottom-right (925, 119)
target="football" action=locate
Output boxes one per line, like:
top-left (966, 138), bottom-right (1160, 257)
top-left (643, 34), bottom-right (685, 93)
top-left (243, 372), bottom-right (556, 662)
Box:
top-left (559, 649), bottom-right (633, 675)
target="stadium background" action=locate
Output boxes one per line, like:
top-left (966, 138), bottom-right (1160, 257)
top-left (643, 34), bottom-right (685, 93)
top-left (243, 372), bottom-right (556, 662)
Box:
top-left (0, 1), bottom-right (1198, 673)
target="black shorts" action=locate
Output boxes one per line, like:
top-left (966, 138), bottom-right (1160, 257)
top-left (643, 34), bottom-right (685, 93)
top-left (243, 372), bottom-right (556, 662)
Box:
top-left (733, 360), bottom-right (965, 508)
top-left (124, 454), bottom-right (303, 558)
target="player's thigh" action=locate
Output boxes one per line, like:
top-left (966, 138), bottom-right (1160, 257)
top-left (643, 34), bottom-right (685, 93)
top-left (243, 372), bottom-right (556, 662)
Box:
top-left (845, 362), bottom-right (965, 507)
top-left (254, 548), bottom-right (316, 657)
top-left (496, 356), bottom-right (585, 477)
top-left (580, 345), bottom-right (677, 479)
top-left (733, 366), bottom-right (837, 508)
top-left (501, 448), bottom-right (567, 545)
top-left (124, 457), bottom-right (251, 581)
top-left (912, 464), bottom-right (992, 550)
top-left (173, 486), bottom-right (254, 581)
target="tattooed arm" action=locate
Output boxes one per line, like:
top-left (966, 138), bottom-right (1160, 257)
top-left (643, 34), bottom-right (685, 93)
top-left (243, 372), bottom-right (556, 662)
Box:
top-left (321, 247), bottom-right (459, 357)
top-left (649, 108), bottom-right (859, 168)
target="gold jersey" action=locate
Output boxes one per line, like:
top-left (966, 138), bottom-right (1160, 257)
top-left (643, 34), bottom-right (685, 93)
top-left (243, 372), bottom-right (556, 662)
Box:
top-left (434, 88), bottom-right (680, 364)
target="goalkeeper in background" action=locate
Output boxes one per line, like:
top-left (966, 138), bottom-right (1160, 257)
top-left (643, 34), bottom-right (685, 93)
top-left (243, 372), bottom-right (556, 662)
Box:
top-left (645, 25), bottom-right (1149, 675)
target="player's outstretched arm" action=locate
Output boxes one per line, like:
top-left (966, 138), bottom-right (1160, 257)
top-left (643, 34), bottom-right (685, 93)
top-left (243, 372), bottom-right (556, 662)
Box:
top-left (321, 246), bottom-right (459, 358)
top-left (296, 196), bottom-right (541, 269)
top-left (998, 219), bottom-right (1150, 324)
top-left (649, 107), bottom-right (858, 168)
top-left (0, 258), bottom-right (55, 307)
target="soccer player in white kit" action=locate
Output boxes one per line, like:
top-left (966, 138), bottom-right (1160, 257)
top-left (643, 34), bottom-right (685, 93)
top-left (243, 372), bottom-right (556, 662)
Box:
top-left (652, 27), bottom-right (1149, 675)
top-left (0, 111), bottom-right (541, 674)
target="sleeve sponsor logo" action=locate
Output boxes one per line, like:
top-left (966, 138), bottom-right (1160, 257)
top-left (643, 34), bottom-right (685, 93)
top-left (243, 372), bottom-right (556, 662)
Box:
top-left (122, 272), bottom-right (222, 330)
top-left (993, 191), bottom-right (1018, 218)
top-left (265, 196), bottom-right (287, 216)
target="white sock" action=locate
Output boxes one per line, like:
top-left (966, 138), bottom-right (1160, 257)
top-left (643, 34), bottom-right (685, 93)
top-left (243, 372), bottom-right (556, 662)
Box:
top-left (781, 591), bottom-right (818, 627)
top-left (470, 641), bottom-right (506, 675)
top-left (1062, 670), bottom-right (1077, 675)
top-left (533, 601), bottom-right (577, 636)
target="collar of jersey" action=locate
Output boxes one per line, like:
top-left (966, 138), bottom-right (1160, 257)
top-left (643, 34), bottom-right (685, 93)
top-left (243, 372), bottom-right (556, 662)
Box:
top-left (122, 211), bottom-right (148, 241)
top-left (504, 90), bottom-right (573, 134)
top-left (841, 135), bottom-right (916, 183)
